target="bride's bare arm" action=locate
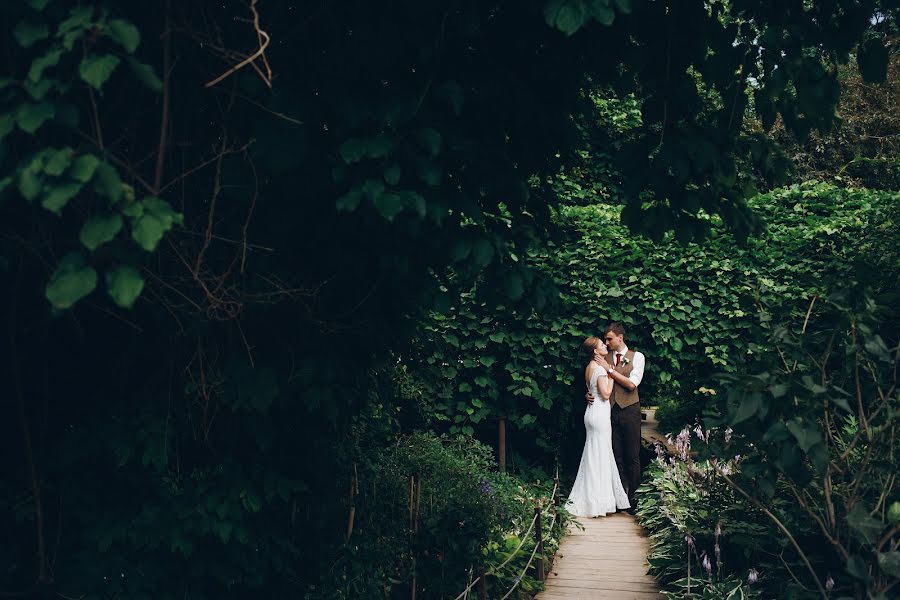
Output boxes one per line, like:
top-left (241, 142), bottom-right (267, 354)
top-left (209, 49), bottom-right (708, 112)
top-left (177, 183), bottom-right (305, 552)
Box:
top-left (598, 367), bottom-right (614, 398)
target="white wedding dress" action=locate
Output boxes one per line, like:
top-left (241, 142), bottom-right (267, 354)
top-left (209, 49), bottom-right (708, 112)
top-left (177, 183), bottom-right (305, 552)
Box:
top-left (566, 368), bottom-right (630, 517)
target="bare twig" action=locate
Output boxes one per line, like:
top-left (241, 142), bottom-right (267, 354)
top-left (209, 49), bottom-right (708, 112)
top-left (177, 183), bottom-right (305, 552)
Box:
top-left (204, 0), bottom-right (272, 89)
top-left (153, 0), bottom-right (173, 193)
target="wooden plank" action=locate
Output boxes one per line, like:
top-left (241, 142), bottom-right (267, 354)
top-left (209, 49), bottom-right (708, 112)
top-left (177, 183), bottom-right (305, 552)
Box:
top-left (537, 513), bottom-right (661, 599)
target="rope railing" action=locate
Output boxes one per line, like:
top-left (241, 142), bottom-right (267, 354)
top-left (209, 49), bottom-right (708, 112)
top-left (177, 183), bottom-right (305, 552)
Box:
top-left (450, 475), bottom-right (561, 600)
top-left (499, 511), bottom-right (559, 600)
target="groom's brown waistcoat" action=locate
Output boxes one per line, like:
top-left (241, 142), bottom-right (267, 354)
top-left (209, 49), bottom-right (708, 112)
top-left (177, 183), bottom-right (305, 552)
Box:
top-left (605, 349), bottom-right (639, 409)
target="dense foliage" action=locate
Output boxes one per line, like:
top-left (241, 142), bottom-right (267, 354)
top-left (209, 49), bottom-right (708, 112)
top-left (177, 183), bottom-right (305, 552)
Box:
top-left (317, 431), bottom-right (569, 599)
top-left (637, 281), bottom-right (899, 599)
top-left (2, 0), bottom-right (898, 598)
top-left (414, 183), bottom-right (900, 464)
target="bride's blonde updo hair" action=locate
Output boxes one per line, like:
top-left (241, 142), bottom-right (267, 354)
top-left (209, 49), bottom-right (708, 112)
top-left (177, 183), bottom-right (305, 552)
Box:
top-left (582, 336), bottom-right (601, 361)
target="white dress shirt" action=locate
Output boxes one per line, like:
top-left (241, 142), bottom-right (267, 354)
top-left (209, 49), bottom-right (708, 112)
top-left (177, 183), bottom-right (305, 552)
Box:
top-left (615, 344), bottom-right (646, 388)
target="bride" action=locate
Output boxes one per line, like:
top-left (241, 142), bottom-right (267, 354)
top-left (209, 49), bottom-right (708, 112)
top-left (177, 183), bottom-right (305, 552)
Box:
top-left (566, 336), bottom-right (630, 517)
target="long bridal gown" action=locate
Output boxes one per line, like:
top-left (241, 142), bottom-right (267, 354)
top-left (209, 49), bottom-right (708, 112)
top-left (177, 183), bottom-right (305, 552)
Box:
top-left (566, 368), bottom-right (630, 517)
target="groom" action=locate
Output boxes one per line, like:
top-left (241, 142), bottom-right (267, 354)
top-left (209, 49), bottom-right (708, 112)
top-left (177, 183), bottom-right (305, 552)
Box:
top-left (586, 322), bottom-right (646, 514)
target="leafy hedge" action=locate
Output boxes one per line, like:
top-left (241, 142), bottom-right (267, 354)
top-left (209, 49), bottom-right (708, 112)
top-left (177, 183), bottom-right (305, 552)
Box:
top-left (412, 182), bottom-right (899, 464)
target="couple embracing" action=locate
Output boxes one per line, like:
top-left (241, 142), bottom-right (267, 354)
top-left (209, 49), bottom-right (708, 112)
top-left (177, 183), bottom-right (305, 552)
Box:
top-left (567, 322), bottom-right (646, 517)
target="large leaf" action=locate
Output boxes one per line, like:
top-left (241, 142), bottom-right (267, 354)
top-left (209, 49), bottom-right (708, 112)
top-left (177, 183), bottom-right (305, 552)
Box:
top-left (846, 503), bottom-right (883, 545)
top-left (107, 19), bottom-right (140, 53)
top-left (91, 162), bottom-right (123, 202)
top-left (105, 265), bottom-right (144, 308)
top-left (373, 192), bottom-right (403, 220)
top-left (43, 147), bottom-right (73, 176)
top-left (45, 253), bottom-right (97, 309)
top-left (41, 181), bottom-right (83, 214)
top-left (14, 20), bottom-right (49, 47)
top-left (730, 392), bottom-right (761, 425)
top-left (79, 54), bottom-right (121, 90)
top-left (544, 0), bottom-right (588, 35)
top-left (878, 551), bottom-right (900, 577)
top-left (127, 58), bottom-right (162, 92)
top-left (131, 213), bottom-right (166, 251)
top-left (28, 48), bottom-right (63, 82)
top-left (143, 197), bottom-right (183, 228)
top-left (785, 418), bottom-right (822, 453)
top-left (69, 154), bottom-right (100, 183)
top-left (16, 102), bottom-right (55, 133)
top-left (79, 213), bottom-right (123, 250)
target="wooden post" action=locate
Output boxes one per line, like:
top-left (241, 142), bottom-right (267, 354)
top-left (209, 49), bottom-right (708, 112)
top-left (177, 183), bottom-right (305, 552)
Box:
top-left (534, 505), bottom-right (545, 581)
top-left (345, 462), bottom-right (357, 541)
top-left (409, 475), bottom-right (417, 600)
top-left (498, 418), bottom-right (507, 473)
top-left (477, 565), bottom-right (487, 600)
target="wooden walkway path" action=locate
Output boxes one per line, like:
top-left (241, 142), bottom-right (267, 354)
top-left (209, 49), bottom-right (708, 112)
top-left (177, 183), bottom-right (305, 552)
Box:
top-left (535, 513), bottom-right (661, 599)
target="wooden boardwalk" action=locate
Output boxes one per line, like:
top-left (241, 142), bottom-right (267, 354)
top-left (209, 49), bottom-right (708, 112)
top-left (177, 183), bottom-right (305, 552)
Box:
top-left (535, 512), bottom-right (661, 599)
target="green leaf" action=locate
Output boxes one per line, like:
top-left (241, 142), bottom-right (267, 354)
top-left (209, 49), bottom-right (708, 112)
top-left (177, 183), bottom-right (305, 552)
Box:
top-left (336, 188), bottom-right (362, 212)
top-left (44, 148), bottom-right (73, 176)
top-left (27, 0), bottom-right (52, 9)
top-left (143, 197), bottom-right (182, 228)
top-left (18, 166), bottom-right (43, 201)
top-left (131, 213), bottom-right (165, 251)
top-left (16, 102), bottom-right (55, 133)
top-left (105, 265), bottom-right (144, 308)
top-left (374, 192), bottom-right (403, 220)
top-left (589, 3), bottom-right (615, 26)
top-left (878, 551), bottom-right (900, 577)
top-left (857, 37), bottom-right (888, 84)
top-left (57, 6), bottom-right (94, 36)
top-left (107, 19), bottom-right (140, 53)
top-left (888, 501), bottom-right (900, 525)
top-left (847, 504), bottom-right (883, 546)
top-left (846, 554), bottom-right (870, 581)
top-left (613, 0), bottom-right (632, 13)
top-left (69, 154), bottom-right (101, 183)
top-left (0, 113), bottom-right (14, 140)
top-left (127, 58), bottom-right (162, 92)
top-left (79, 213), bottom-right (123, 250)
top-left (41, 181), bottom-right (83, 214)
top-left (479, 356), bottom-right (497, 367)
top-left (25, 78), bottom-right (54, 100)
top-left (28, 48), bottom-right (63, 82)
top-left (544, 0), bottom-right (587, 35)
top-left (785, 418), bottom-right (822, 453)
top-left (731, 392), bottom-right (760, 425)
top-left (14, 20), bottom-right (49, 47)
top-left (91, 162), bottom-right (123, 202)
top-left (79, 54), bottom-right (120, 90)
top-left (45, 253), bottom-right (97, 309)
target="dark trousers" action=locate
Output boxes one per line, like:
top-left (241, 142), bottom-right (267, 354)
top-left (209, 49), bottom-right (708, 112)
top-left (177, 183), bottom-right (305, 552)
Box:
top-left (611, 402), bottom-right (641, 504)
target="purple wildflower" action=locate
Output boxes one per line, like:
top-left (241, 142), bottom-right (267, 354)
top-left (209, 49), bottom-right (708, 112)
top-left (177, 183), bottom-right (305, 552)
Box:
top-left (748, 568), bottom-right (759, 585)
top-left (675, 428), bottom-right (691, 460)
top-left (701, 553), bottom-right (712, 575)
top-left (655, 442), bottom-right (665, 459)
top-left (478, 477), bottom-right (493, 496)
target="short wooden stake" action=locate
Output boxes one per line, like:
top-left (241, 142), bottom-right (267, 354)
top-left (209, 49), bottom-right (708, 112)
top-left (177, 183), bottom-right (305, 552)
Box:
top-left (498, 418), bottom-right (507, 473)
top-left (534, 505), bottom-right (545, 581)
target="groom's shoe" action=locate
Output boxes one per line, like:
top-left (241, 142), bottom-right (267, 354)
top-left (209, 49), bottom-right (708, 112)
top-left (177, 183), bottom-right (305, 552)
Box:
top-left (626, 506), bottom-right (637, 516)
